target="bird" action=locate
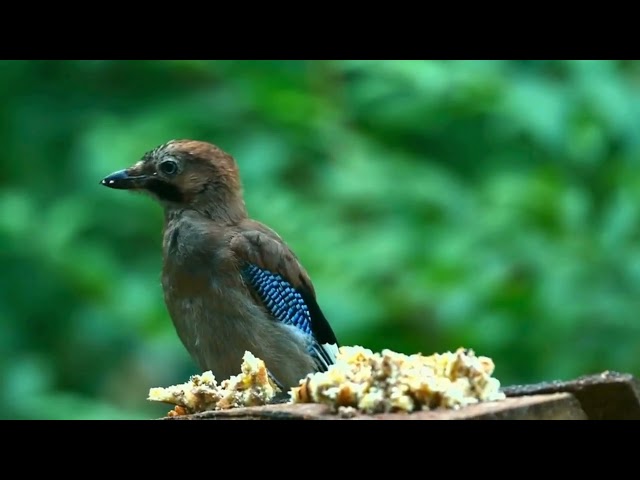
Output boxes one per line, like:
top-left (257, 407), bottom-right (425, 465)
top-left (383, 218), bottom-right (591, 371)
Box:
top-left (100, 139), bottom-right (339, 390)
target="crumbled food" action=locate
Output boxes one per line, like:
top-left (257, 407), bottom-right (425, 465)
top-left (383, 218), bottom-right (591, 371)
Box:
top-left (148, 351), bottom-right (279, 414)
top-left (166, 405), bottom-right (188, 417)
top-left (338, 406), bottom-right (358, 418)
top-left (291, 346), bottom-right (506, 414)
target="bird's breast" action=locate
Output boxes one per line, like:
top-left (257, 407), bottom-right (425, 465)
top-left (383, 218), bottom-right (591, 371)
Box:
top-left (161, 243), bottom-right (248, 364)
top-left (159, 218), bottom-right (317, 387)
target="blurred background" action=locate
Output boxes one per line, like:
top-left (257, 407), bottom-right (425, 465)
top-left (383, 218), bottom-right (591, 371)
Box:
top-left (2, 60), bottom-right (640, 419)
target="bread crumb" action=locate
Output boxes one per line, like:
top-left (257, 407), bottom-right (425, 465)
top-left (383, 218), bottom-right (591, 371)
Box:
top-left (290, 346), bottom-right (506, 414)
top-left (148, 351), bottom-right (279, 414)
top-left (338, 406), bottom-right (358, 418)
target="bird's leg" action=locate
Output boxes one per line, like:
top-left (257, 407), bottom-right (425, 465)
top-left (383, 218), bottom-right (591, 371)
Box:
top-left (268, 369), bottom-right (286, 391)
top-left (270, 392), bottom-right (292, 404)
top-left (268, 370), bottom-right (291, 404)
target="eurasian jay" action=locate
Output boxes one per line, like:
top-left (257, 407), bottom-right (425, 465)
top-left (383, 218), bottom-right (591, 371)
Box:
top-left (101, 140), bottom-right (339, 390)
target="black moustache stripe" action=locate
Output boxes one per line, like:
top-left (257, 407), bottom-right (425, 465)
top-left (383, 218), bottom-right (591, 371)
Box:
top-left (145, 179), bottom-right (184, 203)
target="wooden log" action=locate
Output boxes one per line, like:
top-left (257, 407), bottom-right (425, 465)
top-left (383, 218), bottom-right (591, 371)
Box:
top-left (158, 371), bottom-right (640, 420)
top-left (502, 371), bottom-right (640, 420)
top-left (162, 392), bottom-right (586, 420)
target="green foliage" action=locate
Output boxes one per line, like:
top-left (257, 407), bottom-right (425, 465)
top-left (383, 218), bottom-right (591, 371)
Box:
top-left (2, 60), bottom-right (640, 419)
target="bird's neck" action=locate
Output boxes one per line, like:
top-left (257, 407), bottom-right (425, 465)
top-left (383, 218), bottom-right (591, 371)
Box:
top-left (163, 196), bottom-right (248, 226)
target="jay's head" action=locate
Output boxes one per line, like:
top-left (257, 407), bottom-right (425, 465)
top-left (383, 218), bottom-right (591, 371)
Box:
top-left (101, 140), bottom-right (244, 216)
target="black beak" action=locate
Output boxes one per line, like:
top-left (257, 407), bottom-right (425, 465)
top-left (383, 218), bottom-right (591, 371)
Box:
top-left (100, 169), bottom-right (148, 190)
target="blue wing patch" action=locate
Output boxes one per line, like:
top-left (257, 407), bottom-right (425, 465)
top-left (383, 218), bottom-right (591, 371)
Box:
top-left (241, 263), bottom-right (336, 371)
top-left (242, 264), bottom-right (313, 335)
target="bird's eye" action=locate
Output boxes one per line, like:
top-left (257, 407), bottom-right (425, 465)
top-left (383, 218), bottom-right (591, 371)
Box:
top-left (159, 160), bottom-right (179, 176)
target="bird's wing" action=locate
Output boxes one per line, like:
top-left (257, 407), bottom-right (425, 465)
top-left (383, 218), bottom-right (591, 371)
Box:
top-left (230, 224), bottom-right (339, 372)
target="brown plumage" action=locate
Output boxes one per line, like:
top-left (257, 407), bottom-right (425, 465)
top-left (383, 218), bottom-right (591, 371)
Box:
top-left (101, 139), bottom-right (339, 389)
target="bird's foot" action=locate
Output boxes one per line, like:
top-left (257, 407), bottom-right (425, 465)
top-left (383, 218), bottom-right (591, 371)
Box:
top-left (267, 370), bottom-right (291, 404)
top-left (270, 391), bottom-right (292, 404)
top-left (268, 369), bottom-right (286, 392)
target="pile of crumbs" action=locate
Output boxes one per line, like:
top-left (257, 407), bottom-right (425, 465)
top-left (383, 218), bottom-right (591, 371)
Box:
top-left (148, 351), bottom-right (279, 416)
top-left (291, 346), bottom-right (506, 414)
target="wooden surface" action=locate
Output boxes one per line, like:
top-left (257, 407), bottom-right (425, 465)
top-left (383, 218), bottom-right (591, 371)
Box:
top-left (159, 371), bottom-right (639, 420)
top-left (502, 370), bottom-right (640, 420)
top-left (163, 392), bottom-right (586, 420)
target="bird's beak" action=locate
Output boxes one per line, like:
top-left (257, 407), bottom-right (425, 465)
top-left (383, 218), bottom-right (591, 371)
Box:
top-left (100, 167), bottom-right (149, 190)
